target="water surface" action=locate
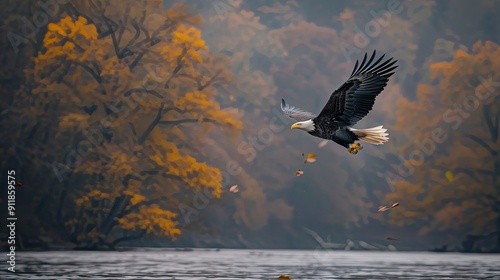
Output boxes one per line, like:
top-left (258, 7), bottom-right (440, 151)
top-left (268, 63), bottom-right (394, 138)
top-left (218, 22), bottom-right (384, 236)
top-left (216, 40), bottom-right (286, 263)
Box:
top-left (2, 249), bottom-right (499, 279)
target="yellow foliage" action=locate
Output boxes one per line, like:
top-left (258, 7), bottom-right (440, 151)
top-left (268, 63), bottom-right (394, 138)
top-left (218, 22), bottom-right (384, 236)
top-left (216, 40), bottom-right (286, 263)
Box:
top-left (43, 16), bottom-right (98, 49)
top-left (174, 91), bottom-right (243, 130)
top-left (130, 194), bottom-right (146, 206)
top-left (117, 204), bottom-right (181, 238)
top-left (162, 24), bottom-right (207, 69)
top-left (23, 0), bottom-right (243, 246)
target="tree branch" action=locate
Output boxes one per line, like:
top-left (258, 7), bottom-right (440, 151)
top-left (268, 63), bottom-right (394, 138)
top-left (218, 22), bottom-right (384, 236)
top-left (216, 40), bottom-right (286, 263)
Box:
top-left (199, 69), bottom-right (223, 91)
top-left (74, 62), bottom-right (102, 83)
top-left (98, 175), bottom-right (141, 235)
top-left (158, 118), bottom-right (217, 126)
top-left (164, 48), bottom-right (187, 89)
top-left (121, 196), bottom-right (169, 217)
top-left (116, 2), bottom-right (133, 45)
top-left (109, 230), bottom-right (147, 248)
top-left (123, 88), bottom-right (163, 99)
top-left (138, 102), bottom-right (165, 144)
top-left (129, 122), bottom-right (137, 137)
top-left (139, 171), bottom-right (184, 183)
top-left (464, 134), bottom-right (497, 156)
top-left (119, 19), bottom-right (141, 58)
top-left (139, 170), bottom-right (160, 176)
top-left (55, 61), bottom-right (72, 84)
top-left (176, 73), bottom-right (202, 88)
top-left (484, 106), bottom-right (498, 142)
top-left (103, 16), bottom-right (121, 58)
top-left (129, 51), bottom-right (146, 71)
top-left (162, 107), bottom-right (185, 114)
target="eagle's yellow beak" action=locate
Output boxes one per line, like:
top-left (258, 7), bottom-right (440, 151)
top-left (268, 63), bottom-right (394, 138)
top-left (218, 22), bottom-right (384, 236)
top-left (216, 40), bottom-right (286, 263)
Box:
top-left (291, 123), bottom-right (301, 130)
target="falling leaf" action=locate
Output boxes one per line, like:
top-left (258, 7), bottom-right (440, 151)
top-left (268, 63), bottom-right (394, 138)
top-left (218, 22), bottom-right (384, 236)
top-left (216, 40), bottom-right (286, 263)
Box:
top-left (14, 182), bottom-right (22, 187)
top-left (378, 202), bottom-right (399, 212)
top-left (301, 153), bottom-right (304, 157)
top-left (377, 206), bottom-right (390, 212)
top-left (445, 171), bottom-right (453, 182)
top-left (318, 140), bottom-right (329, 148)
top-left (386, 237), bottom-right (397, 241)
top-left (229, 185), bottom-right (239, 193)
top-left (295, 169), bottom-right (304, 176)
top-left (303, 153), bottom-right (317, 164)
top-left (277, 275), bottom-right (291, 280)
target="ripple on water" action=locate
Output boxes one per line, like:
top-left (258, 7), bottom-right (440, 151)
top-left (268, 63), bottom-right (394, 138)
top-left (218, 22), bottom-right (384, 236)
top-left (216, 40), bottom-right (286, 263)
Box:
top-left (0, 250), bottom-right (499, 279)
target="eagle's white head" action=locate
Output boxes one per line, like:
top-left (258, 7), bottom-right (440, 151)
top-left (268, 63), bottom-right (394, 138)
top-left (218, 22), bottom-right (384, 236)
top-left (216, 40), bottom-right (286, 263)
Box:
top-left (291, 119), bottom-right (315, 132)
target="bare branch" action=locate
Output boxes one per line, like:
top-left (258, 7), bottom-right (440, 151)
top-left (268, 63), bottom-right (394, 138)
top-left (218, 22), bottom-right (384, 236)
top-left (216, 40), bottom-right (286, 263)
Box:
top-left (464, 134), bottom-right (497, 156)
top-left (119, 19), bottom-right (141, 58)
top-left (129, 51), bottom-right (146, 71)
top-left (104, 17), bottom-right (121, 58)
top-left (162, 107), bottom-right (185, 114)
top-left (117, 2), bottom-right (133, 45)
top-left (138, 102), bottom-right (166, 144)
top-left (74, 61), bottom-right (102, 83)
top-left (129, 122), bottom-right (137, 137)
top-left (484, 106), bottom-right (498, 142)
top-left (199, 69), bottom-right (223, 91)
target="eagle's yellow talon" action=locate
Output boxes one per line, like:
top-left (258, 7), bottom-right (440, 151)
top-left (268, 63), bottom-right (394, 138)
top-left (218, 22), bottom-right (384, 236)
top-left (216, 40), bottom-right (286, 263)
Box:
top-left (347, 147), bottom-right (358, 154)
top-left (348, 143), bottom-right (363, 154)
top-left (352, 143), bottom-right (363, 150)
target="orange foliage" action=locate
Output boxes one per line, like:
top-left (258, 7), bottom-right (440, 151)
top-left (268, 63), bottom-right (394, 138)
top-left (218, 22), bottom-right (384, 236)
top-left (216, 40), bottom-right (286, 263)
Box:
top-left (386, 41), bottom-right (500, 238)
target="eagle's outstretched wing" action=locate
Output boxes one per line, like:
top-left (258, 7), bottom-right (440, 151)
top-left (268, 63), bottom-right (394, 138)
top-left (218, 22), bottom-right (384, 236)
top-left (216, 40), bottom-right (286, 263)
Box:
top-left (281, 98), bottom-right (317, 121)
top-left (317, 51), bottom-right (398, 127)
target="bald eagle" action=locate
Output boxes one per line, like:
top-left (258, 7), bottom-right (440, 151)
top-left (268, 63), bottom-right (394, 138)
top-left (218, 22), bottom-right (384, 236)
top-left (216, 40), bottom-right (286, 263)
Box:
top-left (281, 51), bottom-right (398, 154)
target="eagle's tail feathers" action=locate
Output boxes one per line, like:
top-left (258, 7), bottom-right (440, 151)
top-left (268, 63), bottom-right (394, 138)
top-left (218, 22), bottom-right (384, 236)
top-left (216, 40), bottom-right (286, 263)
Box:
top-left (350, 125), bottom-right (389, 145)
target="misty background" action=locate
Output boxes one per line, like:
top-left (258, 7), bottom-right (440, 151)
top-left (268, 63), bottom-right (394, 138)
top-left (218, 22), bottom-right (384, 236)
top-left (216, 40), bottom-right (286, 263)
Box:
top-left (0, 0), bottom-right (499, 252)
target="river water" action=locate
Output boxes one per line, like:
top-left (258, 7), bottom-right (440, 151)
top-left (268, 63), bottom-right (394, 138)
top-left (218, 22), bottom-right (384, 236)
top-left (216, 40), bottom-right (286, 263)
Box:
top-left (1, 249), bottom-right (499, 279)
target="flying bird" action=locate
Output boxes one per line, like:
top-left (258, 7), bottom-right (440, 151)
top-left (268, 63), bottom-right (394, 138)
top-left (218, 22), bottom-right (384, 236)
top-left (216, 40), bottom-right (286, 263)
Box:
top-left (281, 51), bottom-right (398, 154)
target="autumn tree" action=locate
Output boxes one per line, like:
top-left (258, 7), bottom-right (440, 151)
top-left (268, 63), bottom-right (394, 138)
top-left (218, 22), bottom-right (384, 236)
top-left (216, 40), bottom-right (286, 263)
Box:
top-left (10, 0), bottom-right (242, 249)
top-left (175, 2), bottom-right (296, 236)
top-left (385, 41), bottom-right (500, 243)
